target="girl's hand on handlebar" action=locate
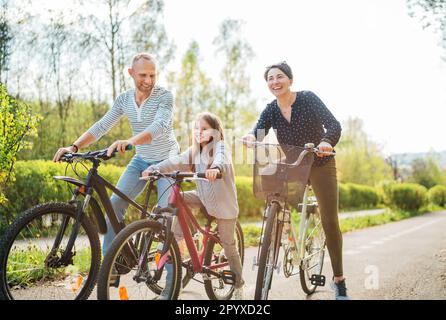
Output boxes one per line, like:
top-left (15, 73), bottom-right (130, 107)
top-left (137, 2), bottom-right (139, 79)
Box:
top-left (141, 166), bottom-right (157, 179)
top-left (316, 141), bottom-right (333, 157)
top-left (241, 134), bottom-right (256, 148)
top-left (205, 168), bottom-right (220, 182)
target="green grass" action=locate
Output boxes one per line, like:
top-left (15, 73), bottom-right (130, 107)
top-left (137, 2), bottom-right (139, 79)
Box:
top-left (6, 245), bottom-right (92, 288)
top-left (242, 206), bottom-right (445, 247)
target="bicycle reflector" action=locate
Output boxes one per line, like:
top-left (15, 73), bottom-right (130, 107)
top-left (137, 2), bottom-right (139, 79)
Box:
top-left (119, 286), bottom-right (129, 300)
top-left (71, 275), bottom-right (84, 293)
top-left (154, 252), bottom-right (161, 268)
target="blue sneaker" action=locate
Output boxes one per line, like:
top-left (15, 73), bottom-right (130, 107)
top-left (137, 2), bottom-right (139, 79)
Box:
top-left (331, 279), bottom-right (351, 300)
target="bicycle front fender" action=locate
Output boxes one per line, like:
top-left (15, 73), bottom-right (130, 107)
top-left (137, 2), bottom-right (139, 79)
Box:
top-left (53, 175), bottom-right (107, 234)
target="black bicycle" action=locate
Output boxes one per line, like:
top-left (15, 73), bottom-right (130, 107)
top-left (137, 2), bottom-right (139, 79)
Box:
top-left (0, 145), bottom-right (161, 300)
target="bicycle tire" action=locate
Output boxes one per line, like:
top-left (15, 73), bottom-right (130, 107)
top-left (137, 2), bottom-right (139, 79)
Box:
top-left (254, 202), bottom-right (281, 300)
top-left (299, 208), bottom-right (326, 295)
top-left (0, 202), bottom-right (101, 300)
top-left (203, 221), bottom-right (244, 300)
top-left (97, 219), bottom-right (182, 300)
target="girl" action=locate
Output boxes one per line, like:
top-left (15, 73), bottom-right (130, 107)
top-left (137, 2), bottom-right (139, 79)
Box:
top-left (142, 112), bottom-right (245, 300)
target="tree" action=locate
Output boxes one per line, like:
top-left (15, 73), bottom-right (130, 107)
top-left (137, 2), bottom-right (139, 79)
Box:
top-left (41, 10), bottom-right (81, 146)
top-left (130, 0), bottom-right (175, 70)
top-left (407, 0), bottom-right (446, 61)
top-left (409, 154), bottom-right (442, 188)
top-left (0, 83), bottom-right (39, 206)
top-left (336, 117), bottom-right (394, 185)
top-left (170, 41), bottom-right (216, 136)
top-left (81, 0), bottom-right (175, 100)
top-left (0, 0), bottom-right (12, 85)
top-left (213, 19), bottom-right (255, 130)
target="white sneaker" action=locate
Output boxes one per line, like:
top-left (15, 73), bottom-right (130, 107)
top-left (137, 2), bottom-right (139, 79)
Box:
top-left (233, 286), bottom-right (245, 300)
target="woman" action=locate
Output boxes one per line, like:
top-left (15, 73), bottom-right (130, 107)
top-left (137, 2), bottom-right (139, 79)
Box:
top-left (242, 61), bottom-right (349, 300)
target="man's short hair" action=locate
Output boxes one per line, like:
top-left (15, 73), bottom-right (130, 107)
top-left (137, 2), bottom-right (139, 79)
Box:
top-left (131, 53), bottom-right (157, 67)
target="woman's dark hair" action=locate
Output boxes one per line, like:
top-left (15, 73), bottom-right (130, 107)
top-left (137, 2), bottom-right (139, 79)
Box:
top-left (264, 61), bottom-right (293, 81)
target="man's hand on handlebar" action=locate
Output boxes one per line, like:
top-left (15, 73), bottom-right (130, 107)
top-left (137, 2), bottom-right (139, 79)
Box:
top-left (107, 140), bottom-right (133, 157)
top-left (53, 145), bottom-right (77, 162)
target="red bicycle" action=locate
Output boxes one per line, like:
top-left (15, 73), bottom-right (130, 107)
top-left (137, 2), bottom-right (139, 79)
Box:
top-left (96, 171), bottom-right (244, 300)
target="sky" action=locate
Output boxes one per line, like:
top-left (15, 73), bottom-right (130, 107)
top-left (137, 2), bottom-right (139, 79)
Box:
top-left (160, 0), bottom-right (446, 156)
top-left (19, 0), bottom-right (446, 156)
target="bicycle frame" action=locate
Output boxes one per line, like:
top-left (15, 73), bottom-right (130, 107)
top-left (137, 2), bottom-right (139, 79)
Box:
top-left (158, 182), bottom-right (229, 275)
top-left (54, 158), bottom-right (156, 265)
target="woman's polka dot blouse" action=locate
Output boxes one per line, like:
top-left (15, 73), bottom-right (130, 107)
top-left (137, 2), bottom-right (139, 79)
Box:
top-left (250, 91), bottom-right (342, 167)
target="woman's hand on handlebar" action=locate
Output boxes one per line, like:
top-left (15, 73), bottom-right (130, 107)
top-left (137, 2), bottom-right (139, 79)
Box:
top-left (316, 141), bottom-right (333, 157)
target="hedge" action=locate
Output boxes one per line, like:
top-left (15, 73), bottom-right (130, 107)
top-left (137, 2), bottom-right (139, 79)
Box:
top-left (0, 161), bottom-right (266, 229)
top-left (2, 161), bottom-right (437, 231)
top-left (339, 183), bottom-right (379, 210)
top-left (386, 183), bottom-right (427, 211)
top-left (427, 185), bottom-right (446, 207)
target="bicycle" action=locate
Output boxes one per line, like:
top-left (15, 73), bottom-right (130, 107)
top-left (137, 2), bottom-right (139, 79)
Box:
top-left (96, 170), bottom-right (244, 300)
top-left (0, 145), bottom-right (154, 300)
top-left (246, 141), bottom-right (335, 300)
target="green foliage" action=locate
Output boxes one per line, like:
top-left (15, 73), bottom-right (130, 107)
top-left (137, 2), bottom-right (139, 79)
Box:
top-left (213, 19), bottom-right (255, 131)
top-left (242, 224), bottom-right (261, 247)
top-left (387, 183), bottom-right (428, 211)
top-left (1, 161), bottom-right (266, 230)
top-left (339, 183), bottom-right (380, 210)
top-left (336, 117), bottom-right (393, 186)
top-left (7, 245), bottom-right (91, 287)
top-left (0, 83), bottom-right (39, 205)
top-left (339, 208), bottom-right (423, 234)
top-left (409, 156), bottom-right (442, 189)
top-left (427, 185), bottom-right (446, 207)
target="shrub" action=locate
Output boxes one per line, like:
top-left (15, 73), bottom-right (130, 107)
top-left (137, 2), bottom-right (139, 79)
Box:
top-left (339, 183), bottom-right (379, 210)
top-left (427, 185), bottom-right (446, 207)
top-left (387, 183), bottom-right (427, 211)
top-left (0, 161), bottom-right (266, 230)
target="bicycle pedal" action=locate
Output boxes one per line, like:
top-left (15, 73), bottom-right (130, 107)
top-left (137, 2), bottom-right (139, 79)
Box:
top-left (310, 274), bottom-right (326, 286)
top-left (220, 270), bottom-right (236, 285)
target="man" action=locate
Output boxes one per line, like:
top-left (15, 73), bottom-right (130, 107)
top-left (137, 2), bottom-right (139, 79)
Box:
top-left (53, 53), bottom-right (179, 253)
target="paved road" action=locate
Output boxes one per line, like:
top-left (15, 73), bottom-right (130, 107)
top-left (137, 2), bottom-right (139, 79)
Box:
top-left (178, 210), bottom-right (446, 300)
top-left (9, 210), bottom-right (446, 300)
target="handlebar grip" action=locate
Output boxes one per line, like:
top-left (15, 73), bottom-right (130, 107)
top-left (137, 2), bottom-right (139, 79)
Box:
top-left (196, 172), bottom-right (222, 179)
top-left (113, 144), bottom-right (133, 153)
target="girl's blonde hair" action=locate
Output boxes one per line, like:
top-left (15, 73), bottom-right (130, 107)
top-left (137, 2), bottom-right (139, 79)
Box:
top-left (189, 112), bottom-right (225, 171)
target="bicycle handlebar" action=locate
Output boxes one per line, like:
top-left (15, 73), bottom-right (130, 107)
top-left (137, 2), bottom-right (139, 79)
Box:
top-left (239, 139), bottom-right (336, 156)
top-left (60, 144), bottom-right (133, 162)
top-left (140, 171), bottom-right (222, 181)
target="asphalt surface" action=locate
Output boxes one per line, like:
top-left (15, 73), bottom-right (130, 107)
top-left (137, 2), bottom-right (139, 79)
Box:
top-left (178, 210), bottom-right (446, 300)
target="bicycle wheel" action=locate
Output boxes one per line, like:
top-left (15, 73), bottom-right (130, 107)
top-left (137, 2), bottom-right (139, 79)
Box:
top-left (299, 207), bottom-right (326, 295)
top-left (203, 221), bottom-right (244, 300)
top-left (0, 202), bottom-right (101, 300)
top-left (97, 219), bottom-right (182, 300)
top-left (254, 202), bottom-right (282, 300)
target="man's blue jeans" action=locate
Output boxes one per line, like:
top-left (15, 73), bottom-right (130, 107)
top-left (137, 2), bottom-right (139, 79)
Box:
top-left (102, 154), bottom-right (173, 254)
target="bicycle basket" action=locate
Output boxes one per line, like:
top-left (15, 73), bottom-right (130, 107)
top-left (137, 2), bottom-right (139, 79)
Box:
top-left (253, 144), bottom-right (314, 203)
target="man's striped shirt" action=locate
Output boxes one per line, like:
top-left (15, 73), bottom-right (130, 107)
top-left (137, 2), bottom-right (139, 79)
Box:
top-left (87, 86), bottom-right (179, 162)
